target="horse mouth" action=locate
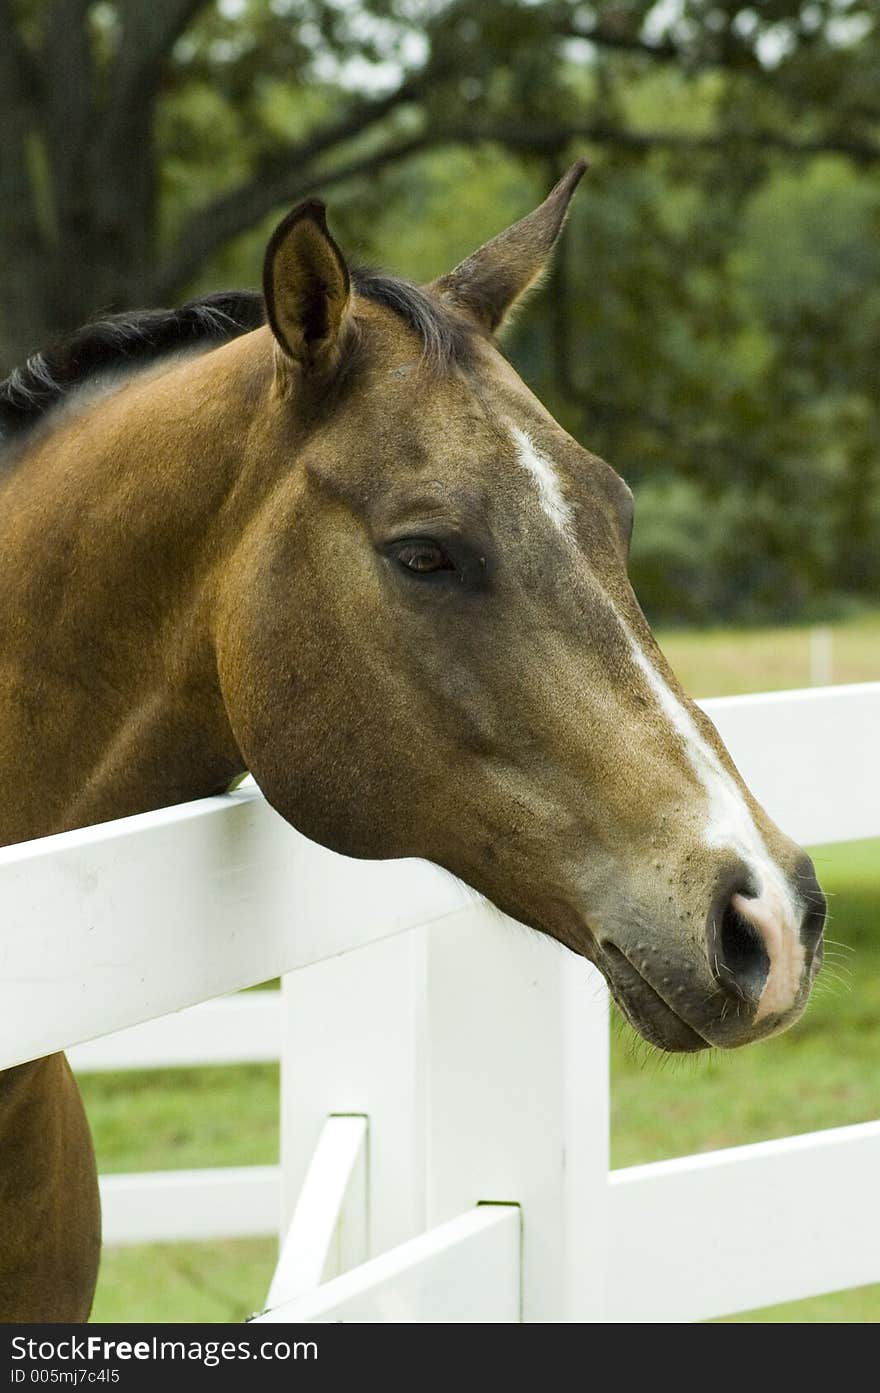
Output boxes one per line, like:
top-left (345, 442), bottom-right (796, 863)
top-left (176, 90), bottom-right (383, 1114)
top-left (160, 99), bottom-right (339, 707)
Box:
top-left (599, 944), bottom-right (710, 1053)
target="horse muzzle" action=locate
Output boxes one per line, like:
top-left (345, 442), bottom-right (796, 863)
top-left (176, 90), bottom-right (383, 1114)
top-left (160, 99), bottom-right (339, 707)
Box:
top-left (594, 852), bottom-right (826, 1052)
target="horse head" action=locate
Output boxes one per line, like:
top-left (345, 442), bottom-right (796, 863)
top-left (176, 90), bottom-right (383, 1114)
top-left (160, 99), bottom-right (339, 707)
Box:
top-left (215, 164), bottom-right (825, 1051)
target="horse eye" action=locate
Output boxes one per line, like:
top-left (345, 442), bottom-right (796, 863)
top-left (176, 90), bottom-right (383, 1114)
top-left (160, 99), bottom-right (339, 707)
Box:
top-left (393, 539), bottom-right (456, 575)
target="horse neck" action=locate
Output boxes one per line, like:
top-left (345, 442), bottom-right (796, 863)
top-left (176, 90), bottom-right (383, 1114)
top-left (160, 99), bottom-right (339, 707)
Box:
top-left (0, 335), bottom-right (274, 846)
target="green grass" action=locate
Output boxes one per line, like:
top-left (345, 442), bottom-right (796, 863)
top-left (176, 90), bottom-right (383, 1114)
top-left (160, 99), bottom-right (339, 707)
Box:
top-left (656, 609), bottom-right (880, 697)
top-left (82, 612), bottom-right (880, 1322)
top-left (714, 1283), bottom-right (880, 1323)
top-left (80, 1062), bottom-right (279, 1174)
top-left (81, 1059), bottom-right (282, 1322)
top-left (92, 1240), bottom-right (277, 1323)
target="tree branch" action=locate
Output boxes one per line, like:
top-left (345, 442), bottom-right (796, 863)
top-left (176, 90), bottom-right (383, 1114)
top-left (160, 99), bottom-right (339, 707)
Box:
top-left (150, 105), bottom-right (880, 303)
top-left (148, 61), bottom-right (438, 298)
top-left (554, 2), bottom-right (772, 74)
top-left (560, 17), bottom-right (683, 63)
top-left (149, 133), bottom-right (433, 301)
top-left (455, 120), bottom-right (880, 166)
top-left (258, 71), bottom-right (431, 179)
top-left (101, 0), bottom-right (213, 148)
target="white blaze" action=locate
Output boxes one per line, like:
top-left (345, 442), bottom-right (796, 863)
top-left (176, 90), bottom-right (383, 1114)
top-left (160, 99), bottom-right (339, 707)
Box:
top-left (506, 419), bottom-right (805, 1021)
top-left (622, 621), bottom-right (805, 1021)
top-left (510, 425), bottom-right (575, 538)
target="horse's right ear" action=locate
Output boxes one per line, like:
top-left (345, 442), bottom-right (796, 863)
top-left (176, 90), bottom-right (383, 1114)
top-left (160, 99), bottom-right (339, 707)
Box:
top-left (263, 200), bottom-right (352, 378)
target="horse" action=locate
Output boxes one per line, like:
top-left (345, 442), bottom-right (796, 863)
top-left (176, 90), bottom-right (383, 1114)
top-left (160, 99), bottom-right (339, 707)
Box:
top-left (0, 162), bottom-right (825, 1321)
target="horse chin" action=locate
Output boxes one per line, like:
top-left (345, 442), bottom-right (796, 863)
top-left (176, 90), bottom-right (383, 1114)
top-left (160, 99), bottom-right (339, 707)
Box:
top-left (599, 944), bottom-right (711, 1054)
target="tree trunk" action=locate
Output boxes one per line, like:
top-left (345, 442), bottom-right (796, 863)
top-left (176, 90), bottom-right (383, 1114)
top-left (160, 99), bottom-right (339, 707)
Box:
top-left (0, 3), bottom-right (166, 373)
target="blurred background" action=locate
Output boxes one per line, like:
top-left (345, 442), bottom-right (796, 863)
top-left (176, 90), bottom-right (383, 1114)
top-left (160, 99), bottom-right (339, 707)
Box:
top-left (3, 0), bottom-right (879, 1322)
top-left (3, 0), bottom-right (880, 629)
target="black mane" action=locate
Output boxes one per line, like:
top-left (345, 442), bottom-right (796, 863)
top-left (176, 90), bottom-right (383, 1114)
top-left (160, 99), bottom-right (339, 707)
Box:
top-left (0, 292), bottom-right (266, 445)
top-left (0, 272), bottom-right (474, 448)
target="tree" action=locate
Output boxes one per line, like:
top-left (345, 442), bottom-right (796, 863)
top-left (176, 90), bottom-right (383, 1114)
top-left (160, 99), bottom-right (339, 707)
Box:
top-left (2, 1), bottom-right (879, 367)
top-left (3, 3), bottom-right (878, 623)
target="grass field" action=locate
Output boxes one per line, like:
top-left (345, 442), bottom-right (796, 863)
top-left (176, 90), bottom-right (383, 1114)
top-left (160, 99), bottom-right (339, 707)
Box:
top-left (82, 610), bottom-right (880, 1323)
top-left (658, 609), bottom-right (880, 696)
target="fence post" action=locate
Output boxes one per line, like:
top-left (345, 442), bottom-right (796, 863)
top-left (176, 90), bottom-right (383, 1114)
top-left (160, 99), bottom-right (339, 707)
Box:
top-left (275, 907), bottom-right (610, 1321)
top-left (277, 928), bottom-right (429, 1264)
top-left (423, 908), bottom-right (611, 1322)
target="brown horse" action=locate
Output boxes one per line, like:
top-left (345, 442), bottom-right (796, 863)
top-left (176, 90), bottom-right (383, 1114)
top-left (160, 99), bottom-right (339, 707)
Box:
top-left (0, 163), bottom-right (824, 1321)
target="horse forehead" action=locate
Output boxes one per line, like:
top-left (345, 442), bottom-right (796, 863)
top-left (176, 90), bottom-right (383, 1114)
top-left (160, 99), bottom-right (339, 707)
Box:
top-left (348, 350), bottom-right (617, 530)
top-left (370, 409), bottom-right (581, 530)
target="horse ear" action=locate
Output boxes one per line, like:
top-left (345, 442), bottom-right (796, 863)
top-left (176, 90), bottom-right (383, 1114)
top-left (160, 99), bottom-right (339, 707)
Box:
top-left (429, 160), bottom-right (588, 334)
top-left (263, 200), bottom-right (352, 375)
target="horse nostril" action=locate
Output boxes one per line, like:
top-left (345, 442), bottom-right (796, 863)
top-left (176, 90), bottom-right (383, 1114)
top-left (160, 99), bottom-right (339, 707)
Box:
top-left (710, 892), bottom-right (770, 1008)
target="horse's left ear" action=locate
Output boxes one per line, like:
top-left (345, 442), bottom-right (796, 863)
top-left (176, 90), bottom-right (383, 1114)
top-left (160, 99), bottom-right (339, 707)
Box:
top-left (263, 199), bottom-right (352, 376)
top-left (429, 159), bottom-right (587, 334)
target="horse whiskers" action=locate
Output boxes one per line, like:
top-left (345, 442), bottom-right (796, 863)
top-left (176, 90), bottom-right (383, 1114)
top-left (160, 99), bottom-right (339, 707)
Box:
top-left (809, 984), bottom-right (846, 1004)
top-left (820, 953), bottom-right (852, 970)
top-left (811, 971), bottom-right (847, 990)
top-left (818, 952), bottom-right (851, 971)
top-left (819, 962), bottom-right (851, 981)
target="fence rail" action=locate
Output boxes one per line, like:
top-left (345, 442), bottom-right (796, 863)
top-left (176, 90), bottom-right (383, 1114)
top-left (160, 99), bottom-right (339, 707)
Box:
top-left (2, 682), bottom-right (879, 1319)
top-left (68, 993), bottom-right (281, 1073)
top-left (607, 1118), bottom-right (880, 1322)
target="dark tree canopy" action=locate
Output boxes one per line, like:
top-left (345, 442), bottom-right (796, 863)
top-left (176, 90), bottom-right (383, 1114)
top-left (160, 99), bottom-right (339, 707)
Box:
top-left (2, 1), bottom-right (878, 620)
top-left (3, 1), bottom-right (879, 358)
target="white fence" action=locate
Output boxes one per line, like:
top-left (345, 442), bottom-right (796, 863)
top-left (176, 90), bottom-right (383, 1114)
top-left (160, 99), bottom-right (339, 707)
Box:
top-left (1, 682), bottom-right (879, 1321)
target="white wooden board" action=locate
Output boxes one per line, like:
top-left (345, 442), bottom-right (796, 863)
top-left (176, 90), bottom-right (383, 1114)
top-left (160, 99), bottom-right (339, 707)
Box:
top-left (68, 992), bottom-right (280, 1072)
top-left (0, 782), bottom-right (477, 1069)
top-left (100, 1165), bottom-right (280, 1246)
top-left (2, 686), bottom-right (876, 1071)
top-left (254, 1205), bottom-right (520, 1323)
top-left (702, 682), bottom-right (880, 846)
top-left (607, 1119), bottom-right (880, 1321)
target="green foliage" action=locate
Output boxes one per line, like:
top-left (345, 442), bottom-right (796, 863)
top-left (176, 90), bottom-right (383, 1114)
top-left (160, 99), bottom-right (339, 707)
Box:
top-left (4, 1), bottom-right (879, 621)
top-left (505, 144), bottom-right (880, 622)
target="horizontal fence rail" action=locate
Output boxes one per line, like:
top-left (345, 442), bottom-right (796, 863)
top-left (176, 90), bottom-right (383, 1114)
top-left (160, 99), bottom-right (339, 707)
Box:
top-left (606, 1119), bottom-right (880, 1322)
top-left (100, 1167), bottom-right (280, 1247)
top-left (702, 682), bottom-right (880, 847)
top-left (68, 993), bottom-right (281, 1073)
top-left (0, 788), bottom-right (479, 1071)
